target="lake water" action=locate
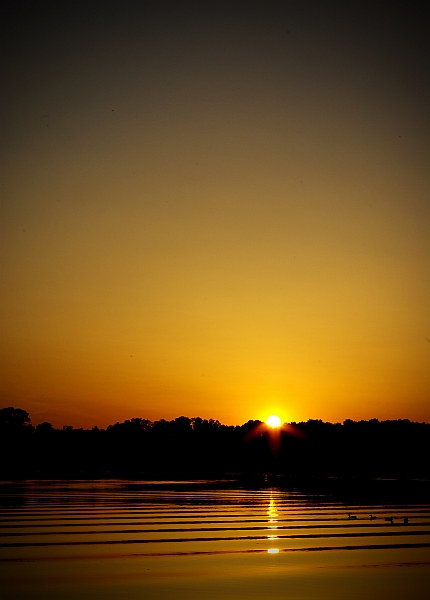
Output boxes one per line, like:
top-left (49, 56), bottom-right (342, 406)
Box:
top-left (1, 480), bottom-right (429, 599)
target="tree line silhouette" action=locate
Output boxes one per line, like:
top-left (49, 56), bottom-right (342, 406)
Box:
top-left (1, 407), bottom-right (429, 491)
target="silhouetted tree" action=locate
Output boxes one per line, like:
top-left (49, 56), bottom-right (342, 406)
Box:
top-left (0, 407), bottom-right (32, 431)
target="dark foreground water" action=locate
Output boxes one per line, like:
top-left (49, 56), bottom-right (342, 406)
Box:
top-left (1, 480), bottom-right (429, 599)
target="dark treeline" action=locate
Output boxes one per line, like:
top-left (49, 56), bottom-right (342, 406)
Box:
top-left (1, 407), bottom-right (429, 484)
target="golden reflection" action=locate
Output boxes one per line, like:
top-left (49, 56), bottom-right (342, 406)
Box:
top-left (268, 496), bottom-right (278, 520)
top-left (267, 493), bottom-right (279, 551)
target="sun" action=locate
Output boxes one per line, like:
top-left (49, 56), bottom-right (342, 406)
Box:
top-left (266, 415), bottom-right (282, 428)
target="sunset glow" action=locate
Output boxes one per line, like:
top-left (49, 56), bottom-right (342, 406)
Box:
top-left (1, 2), bottom-right (429, 429)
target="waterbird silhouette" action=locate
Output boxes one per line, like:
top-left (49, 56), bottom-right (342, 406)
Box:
top-left (369, 514), bottom-right (377, 520)
top-left (348, 513), bottom-right (357, 520)
top-left (404, 517), bottom-right (409, 524)
top-left (385, 516), bottom-right (394, 524)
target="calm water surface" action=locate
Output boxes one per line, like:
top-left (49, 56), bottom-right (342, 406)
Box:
top-left (1, 480), bottom-right (429, 599)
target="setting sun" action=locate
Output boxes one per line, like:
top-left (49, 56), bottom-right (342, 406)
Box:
top-left (266, 415), bottom-right (282, 428)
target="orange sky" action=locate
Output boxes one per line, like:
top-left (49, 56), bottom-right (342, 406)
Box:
top-left (1, 1), bottom-right (429, 428)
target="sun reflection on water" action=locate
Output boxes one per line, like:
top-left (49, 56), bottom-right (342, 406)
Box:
top-left (267, 493), bottom-right (279, 552)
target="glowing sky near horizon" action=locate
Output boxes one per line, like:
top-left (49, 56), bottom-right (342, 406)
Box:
top-left (1, 1), bottom-right (429, 428)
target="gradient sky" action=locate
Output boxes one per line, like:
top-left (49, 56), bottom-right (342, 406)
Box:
top-left (1, 1), bottom-right (429, 428)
